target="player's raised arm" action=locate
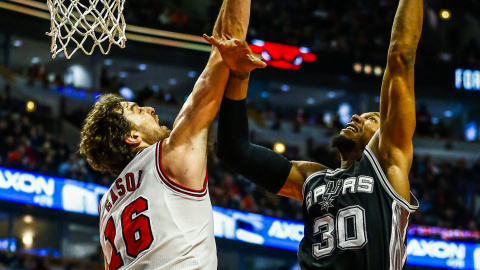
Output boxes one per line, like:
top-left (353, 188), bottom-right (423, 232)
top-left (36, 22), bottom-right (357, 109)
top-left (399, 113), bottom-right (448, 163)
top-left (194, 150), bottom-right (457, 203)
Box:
top-left (161, 0), bottom-right (251, 190)
top-left (206, 38), bottom-right (326, 202)
top-left (372, 0), bottom-right (423, 201)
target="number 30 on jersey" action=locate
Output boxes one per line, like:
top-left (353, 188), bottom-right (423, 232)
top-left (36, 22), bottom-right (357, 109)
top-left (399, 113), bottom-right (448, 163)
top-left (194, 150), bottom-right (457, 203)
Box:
top-left (313, 206), bottom-right (367, 259)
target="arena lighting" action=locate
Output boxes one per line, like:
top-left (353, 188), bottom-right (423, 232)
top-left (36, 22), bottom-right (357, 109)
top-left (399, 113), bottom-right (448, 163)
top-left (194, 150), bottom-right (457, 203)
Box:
top-left (338, 103), bottom-right (352, 125)
top-left (273, 142), bottom-right (286, 154)
top-left (13, 39), bottom-right (22, 47)
top-left (119, 72), bottom-right (127, 78)
top-left (119, 87), bottom-right (134, 101)
top-left (31, 57), bottom-right (39, 64)
top-left (188, 71), bottom-right (197, 78)
top-left (22, 231), bottom-right (34, 247)
top-left (281, 85), bottom-right (290, 92)
top-left (353, 62), bottom-right (362, 73)
top-left (138, 64), bottom-right (147, 71)
top-left (328, 91), bottom-right (336, 98)
top-left (151, 85), bottom-right (159, 92)
top-left (465, 122), bottom-right (477, 141)
top-left (168, 78), bottom-right (177, 85)
top-left (306, 97), bottom-right (315, 105)
top-left (374, 66), bottom-right (383, 77)
top-left (250, 39), bottom-right (317, 70)
top-left (26, 101), bottom-right (36, 112)
top-left (23, 215), bottom-right (33, 224)
top-left (364, 64), bottom-right (373, 75)
top-left (440, 9), bottom-right (451, 20)
top-left (104, 59), bottom-right (113, 66)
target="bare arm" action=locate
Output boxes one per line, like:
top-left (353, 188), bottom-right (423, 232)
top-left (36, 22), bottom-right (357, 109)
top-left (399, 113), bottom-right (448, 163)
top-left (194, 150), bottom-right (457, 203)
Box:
top-left (370, 0), bottom-right (423, 202)
top-left (162, 0), bottom-right (251, 190)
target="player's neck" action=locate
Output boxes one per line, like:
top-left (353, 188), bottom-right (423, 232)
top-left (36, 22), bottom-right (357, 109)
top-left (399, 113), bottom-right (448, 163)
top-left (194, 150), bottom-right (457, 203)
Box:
top-left (339, 149), bottom-right (363, 169)
top-left (132, 142), bottom-right (152, 153)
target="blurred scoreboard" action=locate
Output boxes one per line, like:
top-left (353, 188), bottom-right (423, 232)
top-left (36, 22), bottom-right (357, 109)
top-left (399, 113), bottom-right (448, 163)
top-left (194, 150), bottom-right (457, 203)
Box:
top-left (1, 166), bottom-right (480, 269)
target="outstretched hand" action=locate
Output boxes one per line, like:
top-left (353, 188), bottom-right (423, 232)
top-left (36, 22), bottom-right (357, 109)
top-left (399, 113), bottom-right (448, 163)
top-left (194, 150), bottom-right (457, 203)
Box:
top-left (203, 34), bottom-right (267, 74)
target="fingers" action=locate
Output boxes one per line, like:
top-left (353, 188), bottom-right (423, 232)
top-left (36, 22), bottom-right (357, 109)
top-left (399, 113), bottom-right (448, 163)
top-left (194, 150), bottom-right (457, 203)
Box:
top-left (203, 34), bottom-right (222, 47)
top-left (234, 39), bottom-right (243, 46)
top-left (247, 54), bottom-right (267, 69)
top-left (256, 60), bottom-right (268, 68)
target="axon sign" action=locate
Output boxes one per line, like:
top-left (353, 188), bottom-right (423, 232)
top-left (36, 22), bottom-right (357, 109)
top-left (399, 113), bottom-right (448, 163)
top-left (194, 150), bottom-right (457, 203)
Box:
top-left (407, 238), bottom-right (465, 259)
top-left (212, 206), bottom-right (302, 251)
top-left (268, 220), bottom-right (304, 242)
top-left (407, 238), bottom-right (470, 269)
top-left (456, 69), bottom-right (480, 91)
top-left (0, 168), bottom-right (54, 196)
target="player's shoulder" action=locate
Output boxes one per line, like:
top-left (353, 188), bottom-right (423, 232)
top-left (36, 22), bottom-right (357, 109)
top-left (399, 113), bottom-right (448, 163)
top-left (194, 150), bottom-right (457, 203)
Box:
top-left (294, 161), bottom-right (328, 179)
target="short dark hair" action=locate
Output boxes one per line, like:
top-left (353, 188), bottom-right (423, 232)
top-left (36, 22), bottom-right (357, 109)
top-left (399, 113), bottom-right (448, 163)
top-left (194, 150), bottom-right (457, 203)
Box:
top-left (79, 94), bottom-right (135, 175)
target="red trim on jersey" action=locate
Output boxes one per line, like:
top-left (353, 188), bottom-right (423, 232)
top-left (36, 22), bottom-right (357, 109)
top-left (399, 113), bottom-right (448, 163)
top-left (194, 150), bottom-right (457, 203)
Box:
top-left (155, 140), bottom-right (208, 197)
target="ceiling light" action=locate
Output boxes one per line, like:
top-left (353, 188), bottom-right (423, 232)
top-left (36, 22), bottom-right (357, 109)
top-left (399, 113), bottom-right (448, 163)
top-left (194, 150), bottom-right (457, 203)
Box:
top-left (364, 64), bottom-right (373, 75)
top-left (273, 142), bottom-right (286, 154)
top-left (31, 57), bottom-right (40, 64)
top-left (13, 40), bottom-right (22, 47)
top-left (440, 9), bottom-right (451, 20)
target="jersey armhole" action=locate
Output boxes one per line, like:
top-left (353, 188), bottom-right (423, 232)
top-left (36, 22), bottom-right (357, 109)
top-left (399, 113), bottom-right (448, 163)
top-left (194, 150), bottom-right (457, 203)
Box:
top-left (154, 140), bottom-right (208, 199)
top-left (364, 146), bottom-right (419, 213)
top-left (302, 171), bottom-right (327, 201)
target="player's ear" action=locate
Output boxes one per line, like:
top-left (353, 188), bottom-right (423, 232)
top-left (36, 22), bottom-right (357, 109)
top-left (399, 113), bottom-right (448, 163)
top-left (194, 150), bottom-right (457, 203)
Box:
top-left (125, 130), bottom-right (143, 146)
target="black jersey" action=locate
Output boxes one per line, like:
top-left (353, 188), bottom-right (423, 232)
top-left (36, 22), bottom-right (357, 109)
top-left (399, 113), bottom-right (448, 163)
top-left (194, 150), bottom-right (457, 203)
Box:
top-left (298, 147), bottom-right (418, 270)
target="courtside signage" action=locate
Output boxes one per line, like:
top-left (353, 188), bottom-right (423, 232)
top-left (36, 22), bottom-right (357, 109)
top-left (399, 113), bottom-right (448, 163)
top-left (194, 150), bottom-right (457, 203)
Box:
top-left (1, 167), bottom-right (480, 269)
top-left (0, 166), bottom-right (108, 215)
top-left (212, 206), bottom-right (303, 251)
top-left (407, 237), bottom-right (480, 270)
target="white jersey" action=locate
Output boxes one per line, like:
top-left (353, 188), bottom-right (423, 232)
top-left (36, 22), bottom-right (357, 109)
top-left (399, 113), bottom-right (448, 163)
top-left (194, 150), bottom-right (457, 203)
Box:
top-left (98, 140), bottom-right (217, 270)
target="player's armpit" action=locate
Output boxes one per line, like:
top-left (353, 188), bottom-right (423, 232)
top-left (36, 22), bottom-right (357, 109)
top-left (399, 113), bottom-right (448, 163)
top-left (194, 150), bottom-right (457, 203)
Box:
top-left (368, 132), bottom-right (413, 203)
top-left (278, 161), bottom-right (327, 202)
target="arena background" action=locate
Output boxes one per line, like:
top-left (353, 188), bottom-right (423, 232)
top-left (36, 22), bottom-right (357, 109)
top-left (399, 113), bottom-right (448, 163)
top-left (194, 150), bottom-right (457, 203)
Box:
top-left (0, 0), bottom-right (480, 269)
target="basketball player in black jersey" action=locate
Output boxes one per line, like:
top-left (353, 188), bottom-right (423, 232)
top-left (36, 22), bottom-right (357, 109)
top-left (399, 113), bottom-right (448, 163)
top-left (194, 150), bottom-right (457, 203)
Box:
top-left (205, 0), bottom-right (423, 268)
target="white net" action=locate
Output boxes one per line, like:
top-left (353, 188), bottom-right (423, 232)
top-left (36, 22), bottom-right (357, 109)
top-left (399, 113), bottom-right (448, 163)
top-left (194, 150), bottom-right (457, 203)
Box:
top-left (46, 0), bottom-right (127, 59)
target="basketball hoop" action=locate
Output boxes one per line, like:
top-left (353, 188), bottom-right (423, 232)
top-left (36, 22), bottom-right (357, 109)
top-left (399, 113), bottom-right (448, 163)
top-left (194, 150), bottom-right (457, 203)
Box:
top-left (46, 0), bottom-right (127, 59)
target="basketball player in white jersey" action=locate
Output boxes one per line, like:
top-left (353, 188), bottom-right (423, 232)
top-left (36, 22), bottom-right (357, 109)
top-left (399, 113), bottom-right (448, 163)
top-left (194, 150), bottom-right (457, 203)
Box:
top-left (78, 0), bottom-right (265, 268)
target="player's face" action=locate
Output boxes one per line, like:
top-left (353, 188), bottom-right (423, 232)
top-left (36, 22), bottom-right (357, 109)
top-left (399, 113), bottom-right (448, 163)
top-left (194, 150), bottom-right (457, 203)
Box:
top-left (120, 102), bottom-right (171, 145)
top-left (340, 112), bottom-right (380, 147)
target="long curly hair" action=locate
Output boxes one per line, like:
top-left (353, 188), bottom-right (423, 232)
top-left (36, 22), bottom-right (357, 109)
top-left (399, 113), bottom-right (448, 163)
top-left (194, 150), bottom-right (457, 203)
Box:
top-left (79, 94), bottom-right (135, 175)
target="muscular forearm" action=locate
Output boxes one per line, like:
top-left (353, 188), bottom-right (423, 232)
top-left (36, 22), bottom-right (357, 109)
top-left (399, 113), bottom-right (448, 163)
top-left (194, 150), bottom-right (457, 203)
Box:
top-left (212, 0), bottom-right (250, 40)
top-left (390, 0), bottom-right (423, 51)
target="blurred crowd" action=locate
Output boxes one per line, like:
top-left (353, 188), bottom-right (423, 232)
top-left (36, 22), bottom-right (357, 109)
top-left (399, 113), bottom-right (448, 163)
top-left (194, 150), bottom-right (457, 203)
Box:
top-left (0, 251), bottom-right (102, 270)
top-left (1, 88), bottom-right (480, 230)
top-left (120, 0), bottom-right (480, 66)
